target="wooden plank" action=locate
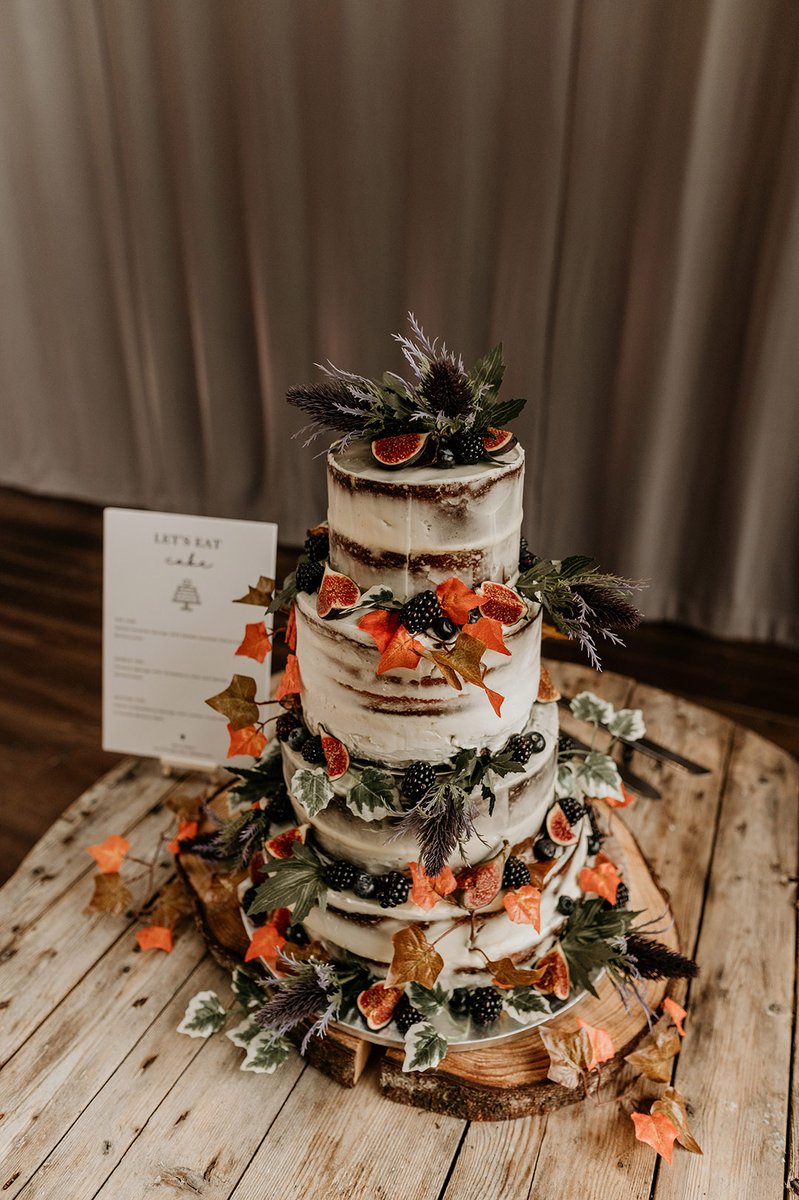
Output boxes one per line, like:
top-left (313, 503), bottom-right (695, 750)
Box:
top-left (436, 1116), bottom-right (548, 1200)
top-left (229, 1060), bottom-right (464, 1200)
top-left (654, 727), bottom-right (799, 1199)
top-left (0, 934), bottom-right (207, 1197)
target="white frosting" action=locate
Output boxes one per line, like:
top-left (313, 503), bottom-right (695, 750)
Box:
top-left (327, 441), bottom-right (525, 597)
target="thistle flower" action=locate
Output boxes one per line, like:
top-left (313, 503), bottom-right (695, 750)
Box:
top-left (571, 581), bottom-right (642, 632)
top-left (419, 359), bottom-right (473, 417)
top-left (254, 956), bottom-right (341, 1053)
top-left (624, 934), bottom-right (698, 981)
top-left (286, 381), bottom-right (373, 434)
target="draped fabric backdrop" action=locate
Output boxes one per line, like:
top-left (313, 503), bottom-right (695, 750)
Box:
top-left (0, 0), bottom-right (797, 643)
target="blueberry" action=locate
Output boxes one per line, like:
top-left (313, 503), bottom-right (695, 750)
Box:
top-left (534, 836), bottom-right (558, 861)
top-left (286, 726), bottom-right (306, 751)
top-left (448, 987), bottom-right (471, 1015)
top-left (431, 616), bottom-right (457, 640)
top-left (557, 894), bottom-right (575, 916)
top-left (353, 871), bottom-right (377, 899)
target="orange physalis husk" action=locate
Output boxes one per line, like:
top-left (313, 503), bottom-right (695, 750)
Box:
top-left (86, 833), bottom-right (130, 874)
top-left (235, 620), bottom-right (272, 663)
top-left (376, 625), bottom-right (426, 674)
top-left (168, 818), bottom-right (199, 854)
top-left (275, 653), bottom-right (301, 701)
top-left (600, 783), bottom-right (636, 809)
top-left (435, 577), bottom-right (482, 624)
top-left (631, 1111), bottom-right (679, 1164)
top-left (537, 667), bottom-right (561, 702)
top-left (285, 604), bottom-right (297, 650)
top-left (227, 723), bottom-right (267, 759)
top-left (663, 996), bottom-right (687, 1036)
top-left (245, 922), bottom-right (287, 968)
top-left (578, 852), bottom-right (621, 905)
top-left (503, 885), bottom-right (542, 929)
top-left (358, 608), bottom-right (401, 652)
top-left (462, 616), bottom-right (511, 656)
top-left (576, 1017), bottom-right (615, 1070)
top-left (408, 861), bottom-right (457, 911)
top-left (136, 925), bottom-right (173, 953)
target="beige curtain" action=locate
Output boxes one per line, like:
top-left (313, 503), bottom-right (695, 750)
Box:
top-left (0, 0), bottom-right (797, 643)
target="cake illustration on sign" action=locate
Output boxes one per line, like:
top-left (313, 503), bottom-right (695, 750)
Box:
top-left (201, 316), bottom-right (697, 1072)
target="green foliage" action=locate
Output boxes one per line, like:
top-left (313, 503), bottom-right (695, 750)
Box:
top-left (560, 898), bottom-right (639, 997)
top-left (347, 766), bottom-right (399, 821)
top-left (401, 1021), bottom-right (449, 1073)
top-left (249, 842), bottom-right (328, 923)
top-left (292, 767), bottom-right (335, 817)
top-left (177, 991), bottom-right (227, 1038)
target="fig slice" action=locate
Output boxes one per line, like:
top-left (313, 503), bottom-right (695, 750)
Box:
top-left (482, 427), bottom-right (517, 455)
top-left (356, 981), bottom-right (405, 1030)
top-left (455, 848), bottom-right (507, 911)
top-left (371, 432), bottom-right (429, 469)
top-left (545, 802), bottom-right (578, 847)
top-left (533, 944), bottom-right (570, 1000)
top-left (477, 581), bottom-right (526, 625)
top-left (320, 731), bottom-right (350, 780)
top-left (265, 824), bottom-right (308, 860)
top-left (316, 565), bottom-right (361, 619)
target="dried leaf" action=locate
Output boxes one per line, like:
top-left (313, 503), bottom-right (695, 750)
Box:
top-left (234, 576), bottom-right (275, 606)
top-left (86, 834), bottom-right (130, 874)
top-left (576, 1016), bottom-right (615, 1069)
top-left (84, 872), bottom-right (132, 915)
top-left (483, 685), bottom-right (505, 717)
top-left (503, 885), bottom-right (541, 929)
top-left (377, 625), bottom-right (426, 674)
top-left (433, 632), bottom-right (486, 688)
top-left (385, 925), bottom-right (444, 989)
top-left (275, 654), bottom-right (301, 702)
top-left (631, 1111), bottom-right (679, 1163)
top-left (527, 857), bottom-right (558, 887)
top-left (408, 861), bottom-right (457, 911)
top-left (486, 956), bottom-right (546, 990)
top-left (165, 792), bottom-right (202, 819)
top-left (435, 577), bottom-right (482, 624)
top-left (651, 1087), bottom-right (703, 1154)
top-left (358, 608), bottom-right (401, 652)
top-left (539, 1025), bottom-right (592, 1089)
top-left (245, 922), bottom-right (287, 968)
top-left (462, 616), bottom-right (510, 655)
top-left (149, 879), bottom-right (194, 930)
top-left (235, 620), bottom-right (273, 663)
top-left (227, 724), bottom-right (267, 759)
top-left (578, 852), bottom-right (621, 905)
top-left (624, 1023), bottom-right (681, 1081)
top-left (136, 925), bottom-right (173, 953)
top-left (285, 604), bottom-right (297, 650)
top-left (168, 818), bottom-right (198, 854)
top-left (537, 667), bottom-right (561, 702)
top-left (663, 997), bottom-right (687, 1036)
top-left (601, 783), bottom-right (637, 809)
top-left (206, 674), bottom-right (259, 729)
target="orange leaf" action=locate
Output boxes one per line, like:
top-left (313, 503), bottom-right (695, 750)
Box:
top-left (385, 924), bottom-right (444, 989)
top-left (206, 673), bottom-right (259, 729)
top-left (435, 577), bottom-right (482, 624)
top-left (631, 1111), bottom-right (679, 1163)
top-left (576, 1017), bottom-right (615, 1069)
top-left (136, 925), bottom-right (173, 953)
top-left (601, 783), bottom-right (636, 809)
top-left (235, 620), bottom-right (272, 663)
top-left (377, 625), bottom-right (426, 674)
top-left (84, 872), bottom-right (132, 915)
top-left (486, 956), bottom-right (546, 989)
top-left (168, 818), bottom-right (199, 854)
top-left (537, 667), bottom-right (561, 702)
top-left (578, 853), bottom-right (621, 904)
top-left (503, 885), bottom-right (541, 929)
top-left (663, 997), bottom-right (687, 1036)
top-left (358, 608), bottom-right (401, 652)
top-left (482, 684), bottom-right (505, 717)
top-left (624, 1023), bottom-right (681, 1081)
top-left (275, 653), bottom-right (301, 701)
top-left (462, 616), bottom-right (510, 655)
top-left (86, 834), bottom-right (130, 874)
top-left (245, 922), bottom-right (287, 967)
top-left (285, 604), bottom-right (297, 650)
top-left (408, 861), bottom-right (457, 911)
top-left (227, 723), bottom-right (267, 758)
top-left (651, 1088), bottom-right (703, 1155)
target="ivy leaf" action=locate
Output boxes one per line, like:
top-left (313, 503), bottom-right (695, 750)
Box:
top-left (249, 843), bottom-right (327, 923)
top-left (226, 1016), bottom-right (264, 1048)
top-left (167, 818), bottom-right (198, 854)
top-left (206, 675), bottom-right (259, 730)
top-left (86, 834), bottom-right (130, 874)
top-left (84, 872), bottom-right (132, 915)
top-left (292, 767), bottom-right (335, 817)
top-left (631, 1111), bottom-right (679, 1163)
top-left (624, 1023), bottom-right (681, 1081)
top-left (235, 620), bottom-right (273, 663)
top-left (462, 617), bottom-right (510, 656)
top-left (358, 608), bottom-right (402, 652)
top-left (503, 988), bottom-right (550, 1022)
top-left (177, 990), bottom-right (227, 1038)
top-left (431, 632), bottom-right (486, 689)
top-left (149, 879), bottom-right (194, 930)
top-left (402, 1021), bottom-right (449, 1073)
top-left (231, 967), bottom-right (267, 1011)
top-left (235, 576), bottom-right (275, 606)
top-left (486, 956), bottom-right (546, 989)
top-left (578, 853), bottom-right (622, 905)
top-left (347, 766), bottom-right (399, 821)
top-left (556, 763), bottom-right (579, 798)
top-left (240, 1030), bottom-right (292, 1073)
top-left (435, 577), bottom-right (482, 625)
top-left (227, 724), bottom-right (267, 759)
top-left (377, 625), bottom-right (426, 674)
top-left (408, 861), bottom-right (457, 911)
top-left (570, 691), bottom-right (615, 726)
top-left (576, 1017), bottom-right (615, 1070)
top-left (244, 922), bottom-right (287, 968)
top-left (503, 885), bottom-right (541, 929)
top-left (275, 654), bottom-right (301, 701)
top-left (607, 707), bottom-right (646, 741)
top-left (577, 752), bottom-right (622, 797)
top-left (136, 926), bottom-right (173, 953)
top-left (385, 925), bottom-right (444, 989)
top-left (651, 1088), bottom-right (703, 1154)
top-left (663, 997), bottom-right (687, 1036)
top-left (539, 1025), bottom-right (593, 1089)
top-left (408, 981), bottom-right (450, 1018)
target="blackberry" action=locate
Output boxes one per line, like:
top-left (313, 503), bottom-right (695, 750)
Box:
top-left (353, 870), bottom-right (378, 899)
top-left (468, 987), bottom-right (503, 1026)
top-left (285, 922), bottom-right (309, 945)
top-left (324, 860), bottom-right (358, 891)
top-left (450, 430), bottom-right (485, 465)
top-left (304, 529), bottom-right (329, 562)
top-left (534, 836), bottom-right (558, 861)
top-left (448, 987), bottom-right (471, 1016)
top-left (559, 797), bottom-right (585, 827)
top-left (276, 712), bottom-right (301, 742)
top-left (505, 732), bottom-right (544, 763)
top-left (431, 615), bottom-right (457, 641)
top-left (295, 558), bottom-right (324, 594)
top-left (614, 882), bottom-right (630, 909)
top-left (502, 856), bottom-right (531, 889)
top-left (265, 786), bottom-right (294, 825)
top-left (587, 835), bottom-right (602, 856)
top-left (558, 734), bottom-right (578, 755)
top-left (402, 760), bottom-right (435, 804)
top-left (399, 590), bottom-right (442, 634)
top-left (242, 885), bottom-right (268, 927)
top-left (301, 735), bottom-right (325, 764)
top-left (286, 725), bottom-right (307, 751)
top-left (376, 871), bottom-right (410, 908)
top-left (394, 994), bottom-right (424, 1036)
top-left (557, 894), bottom-right (576, 916)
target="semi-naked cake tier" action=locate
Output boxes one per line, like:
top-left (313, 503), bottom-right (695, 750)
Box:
top-left (327, 441), bottom-right (525, 597)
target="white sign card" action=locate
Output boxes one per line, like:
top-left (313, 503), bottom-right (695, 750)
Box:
top-left (103, 508), bottom-right (278, 769)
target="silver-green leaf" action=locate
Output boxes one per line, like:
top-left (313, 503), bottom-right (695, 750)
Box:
top-left (177, 991), bottom-right (227, 1038)
top-left (408, 982), bottom-right (449, 1018)
top-left (292, 767), bottom-right (335, 817)
top-left (402, 1021), bottom-right (449, 1073)
top-left (240, 1030), bottom-right (292, 1073)
top-left (347, 766), bottom-right (399, 821)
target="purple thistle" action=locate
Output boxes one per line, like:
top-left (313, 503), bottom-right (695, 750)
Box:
top-left (286, 381), bottom-right (373, 435)
top-left (254, 956), bottom-right (340, 1054)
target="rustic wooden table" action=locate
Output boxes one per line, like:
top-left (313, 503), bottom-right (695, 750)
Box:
top-left (1, 662), bottom-right (797, 1200)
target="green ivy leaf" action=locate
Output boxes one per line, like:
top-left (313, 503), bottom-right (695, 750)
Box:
top-left (402, 1021), bottom-right (449, 1073)
top-left (503, 988), bottom-right (550, 1023)
top-left (249, 842), bottom-right (327, 923)
top-left (177, 991), bottom-right (227, 1038)
top-left (226, 1016), bottom-right (264, 1048)
top-left (576, 752), bottom-right (621, 796)
top-left (240, 1030), bottom-right (292, 1073)
top-left (607, 708), bottom-right (646, 741)
top-left (570, 691), bottom-right (615, 726)
top-left (347, 766), bottom-right (399, 821)
top-left (231, 967), bottom-right (267, 1012)
top-left (293, 767), bottom-right (335, 818)
top-left (408, 982), bottom-right (450, 1018)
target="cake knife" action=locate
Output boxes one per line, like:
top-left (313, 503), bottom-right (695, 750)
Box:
top-left (557, 696), bottom-right (710, 775)
top-left (563, 733), bottom-right (662, 800)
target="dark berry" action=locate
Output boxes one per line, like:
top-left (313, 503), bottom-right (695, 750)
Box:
top-left (559, 797), bottom-right (585, 827)
top-left (286, 725), bottom-right (307, 751)
top-left (376, 871), bottom-right (410, 908)
top-left (399, 590), bottom-right (442, 634)
top-left (450, 430), bottom-right (485, 466)
top-left (558, 734), bottom-right (578, 755)
top-left (301, 735), bottom-right (325, 764)
top-left (534, 836), bottom-right (558, 861)
top-left (242, 885), bottom-right (268, 927)
top-left (614, 882), bottom-right (630, 909)
top-left (431, 616), bottom-right (458, 641)
top-left (402, 760), bottom-right (435, 804)
top-left (519, 536), bottom-right (535, 571)
top-left (353, 870), bottom-right (378, 899)
top-left (587, 835), bottom-right (602, 856)
top-left (295, 557), bottom-right (325, 594)
top-left (324, 860), bottom-right (358, 891)
top-left (304, 530), bottom-right (330, 562)
top-left (468, 987), bottom-right (503, 1026)
top-left (437, 448), bottom-right (456, 468)
top-left (502, 856), bottom-right (531, 889)
top-left (394, 994), bottom-right (424, 1036)
top-left (448, 987), bottom-right (471, 1016)
top-left (285, 922), bottom-right (309, 945)
top-left (467, 607), bottom-right (481, 623)
top-left (587, 804), bottom-right (601, 837)
top-left (265, 786), bottom-right (293, 825)
top-left (504, 732), bottom-right (544, 763)
top-left (557, 894), bottom-right (576, 916)
top-left (276, 712), bottom-right (300, 742)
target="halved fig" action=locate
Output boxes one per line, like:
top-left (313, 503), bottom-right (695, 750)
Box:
top-left (533, 944), bottom-right (570, 1000)
top-left (477, 581), bottom-right (526, 625)
top-left (321, 731), bottom-right (350, 780)
top-left (371, 432), bottom-right (429, 469)
top-left (545, 802), bottom-right (578, 847)
top-left (249, 850), bottom-right (269, 885)
top-left (482, 427), bottom-right (517, 455)
top-left (265, 825), bottom-right (307, 860)
top-left (356, 981), bottom-right (405, 1030)
top-left (455, 848), bottom-right (506, 911)
top-left (316, 565), bottom-right (361, 619)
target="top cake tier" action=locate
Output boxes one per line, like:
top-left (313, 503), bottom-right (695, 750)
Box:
top-left (327, 441), bottom-right (526, 598)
